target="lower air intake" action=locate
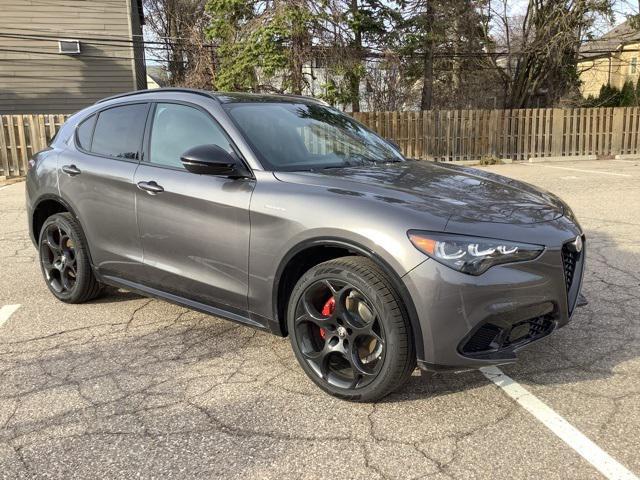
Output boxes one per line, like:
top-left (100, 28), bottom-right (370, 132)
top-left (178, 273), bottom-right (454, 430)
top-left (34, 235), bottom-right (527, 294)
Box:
top-left (461, 315), bottom-right (555, 356)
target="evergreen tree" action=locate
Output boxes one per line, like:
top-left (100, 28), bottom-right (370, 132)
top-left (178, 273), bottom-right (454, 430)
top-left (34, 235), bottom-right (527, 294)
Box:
top-left (398, 0), bottom-right (490, 109)
top-left (620, 80), bottom-right (636, 106)
top-left (597, 84), bottom-right (621, 107)
top-left (205, 1), bottom-right (317, 93)
top-left (320, 1), bottom-right (397, 111)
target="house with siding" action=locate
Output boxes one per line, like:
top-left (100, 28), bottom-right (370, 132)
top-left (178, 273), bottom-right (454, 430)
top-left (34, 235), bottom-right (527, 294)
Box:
top-left (578, 21), bottom-right (640, 98)
top-left (0, 0), bottom-right (146, 114)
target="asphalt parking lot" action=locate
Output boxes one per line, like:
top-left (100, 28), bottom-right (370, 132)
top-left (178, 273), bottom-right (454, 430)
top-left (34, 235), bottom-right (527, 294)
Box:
top-left (0, 159), bottom-right (638, 479)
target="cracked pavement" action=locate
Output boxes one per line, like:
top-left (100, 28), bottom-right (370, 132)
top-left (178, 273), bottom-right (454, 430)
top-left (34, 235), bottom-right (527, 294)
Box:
top-left (0, 159), bottom-right (638, 479)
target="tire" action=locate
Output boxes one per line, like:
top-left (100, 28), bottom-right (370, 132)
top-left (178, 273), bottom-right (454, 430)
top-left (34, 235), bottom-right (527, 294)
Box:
top-left (38, 212), bottom-right (102, 303)
top-left (287, 256), bottom-right (415, 402)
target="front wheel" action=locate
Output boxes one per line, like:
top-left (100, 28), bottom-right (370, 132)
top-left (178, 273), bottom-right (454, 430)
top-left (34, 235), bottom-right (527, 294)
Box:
top-left (287, 256), bottom-right (415, 402)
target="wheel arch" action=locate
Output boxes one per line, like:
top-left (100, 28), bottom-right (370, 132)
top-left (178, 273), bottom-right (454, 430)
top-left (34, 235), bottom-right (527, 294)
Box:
top-left (32, 195), bottom-right (94, 266)
top-left (272, 237), bottom-right (425, 361)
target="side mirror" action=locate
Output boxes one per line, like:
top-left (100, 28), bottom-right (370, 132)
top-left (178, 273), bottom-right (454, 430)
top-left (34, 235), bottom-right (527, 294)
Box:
top-left (180, 144), bottom-right (249, 177)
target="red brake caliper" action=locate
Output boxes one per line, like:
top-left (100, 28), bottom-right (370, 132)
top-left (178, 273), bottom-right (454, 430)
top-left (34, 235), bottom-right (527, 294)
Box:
top-left (319, 296), bottom-right (335, 339)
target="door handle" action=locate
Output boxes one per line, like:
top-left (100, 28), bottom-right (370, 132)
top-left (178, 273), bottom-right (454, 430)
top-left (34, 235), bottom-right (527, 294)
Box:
top-left (61, 164), bottom-right (81, 176)
top-left (137, 180), bottom-right (164, 195)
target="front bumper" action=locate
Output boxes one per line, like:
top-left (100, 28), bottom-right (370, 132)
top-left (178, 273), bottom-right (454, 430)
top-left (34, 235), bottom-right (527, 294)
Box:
top-left (404, 227), bottom-right (585, 371)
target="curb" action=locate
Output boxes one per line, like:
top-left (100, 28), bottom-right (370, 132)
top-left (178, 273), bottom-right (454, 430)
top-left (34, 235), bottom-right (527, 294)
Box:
top-left (0, 176), bottom-right (25, 187)
top-left (527, 155), bottom-right (598, 163)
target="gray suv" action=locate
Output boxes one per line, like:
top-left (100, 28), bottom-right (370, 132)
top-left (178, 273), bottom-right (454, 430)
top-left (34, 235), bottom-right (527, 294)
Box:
top-left (26, 89), bottom-right (585, 401)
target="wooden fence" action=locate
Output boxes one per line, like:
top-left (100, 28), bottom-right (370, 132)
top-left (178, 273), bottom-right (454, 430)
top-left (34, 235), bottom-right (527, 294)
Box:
top-left (1, 107), bottom-right (639, 178)
top-left (0, 114), bottom-right (68, 178)
top-left (353, 107), bottom-right (640, 162)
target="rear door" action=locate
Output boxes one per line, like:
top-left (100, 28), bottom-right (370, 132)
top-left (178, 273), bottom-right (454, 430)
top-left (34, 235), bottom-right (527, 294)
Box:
top-left (134, 101), bottom-right (254, 313)
top-left (57, 102), bottom-right (149, 281)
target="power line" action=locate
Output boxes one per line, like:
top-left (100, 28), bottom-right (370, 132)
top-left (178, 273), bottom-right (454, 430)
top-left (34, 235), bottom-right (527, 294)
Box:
top-left (3, 32), bottom-right (640, 61)
top-left (0, 33), bottom-right (215, 51)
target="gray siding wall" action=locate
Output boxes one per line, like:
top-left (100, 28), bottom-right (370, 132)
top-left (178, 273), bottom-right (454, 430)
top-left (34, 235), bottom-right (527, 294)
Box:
top-left (0, 0), bottom-right (146, 114)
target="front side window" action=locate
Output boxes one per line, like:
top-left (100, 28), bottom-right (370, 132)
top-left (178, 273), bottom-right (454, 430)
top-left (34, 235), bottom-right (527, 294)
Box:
top-left (223, 102), bottom-right (403, 171)
top-left (91, 103), bottom-right (148, 160)
top-left (149, 103), bottom-right (233, 169)
top-left (631, 57), bottom-right (638, 74)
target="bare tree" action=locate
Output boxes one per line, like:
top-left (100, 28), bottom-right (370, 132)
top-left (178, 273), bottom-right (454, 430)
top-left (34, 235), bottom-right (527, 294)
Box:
top-left (144, 0), bottom-right (212, 86)
top-left (480, 0), bottom-right (613, 108)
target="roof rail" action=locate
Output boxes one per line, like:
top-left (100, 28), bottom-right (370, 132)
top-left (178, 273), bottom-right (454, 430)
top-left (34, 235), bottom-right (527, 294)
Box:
top-left (95, 88), bottom-right (217, 104)
top-left (280, 93), bottom-right (329, 105)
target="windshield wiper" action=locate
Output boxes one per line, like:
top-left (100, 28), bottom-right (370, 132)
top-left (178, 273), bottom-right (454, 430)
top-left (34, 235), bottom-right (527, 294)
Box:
top-left (308, 154), bottom-right (403, 172)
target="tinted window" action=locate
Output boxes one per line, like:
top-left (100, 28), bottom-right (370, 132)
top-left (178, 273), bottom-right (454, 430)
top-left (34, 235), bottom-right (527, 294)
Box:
top-left (223, 102), bottom-right (403, 171)
top-left (149, 103), bottom-right (232, 169)
top-left (76, 114), bottom-right (96, 150)
top-left (91, 104), bottom-right (148, 160)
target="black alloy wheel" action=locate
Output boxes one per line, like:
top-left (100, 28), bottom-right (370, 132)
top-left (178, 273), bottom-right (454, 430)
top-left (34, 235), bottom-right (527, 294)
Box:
top-left (40, 222), bottom-right (78, 295)
top-left (294, 278), bottom-right (386, 389)
top-left (38, 213), bottom-right (102, 303)
top-left (288, 256), bottom-right (415, 402)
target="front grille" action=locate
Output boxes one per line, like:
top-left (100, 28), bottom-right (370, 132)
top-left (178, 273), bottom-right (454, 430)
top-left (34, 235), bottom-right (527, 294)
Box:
top-left (561, 237), bottom-right (585, 314)
top-left (461, 315), bottom-right (555, 356)
top-left (561, 246), bottom-right (579, 293)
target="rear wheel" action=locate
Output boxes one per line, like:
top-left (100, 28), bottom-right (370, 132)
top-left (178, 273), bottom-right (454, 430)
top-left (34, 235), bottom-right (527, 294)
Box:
top-left (38, 213), bottom-right (101, 303)
top-left (287, 256), bottom-right (415, 402)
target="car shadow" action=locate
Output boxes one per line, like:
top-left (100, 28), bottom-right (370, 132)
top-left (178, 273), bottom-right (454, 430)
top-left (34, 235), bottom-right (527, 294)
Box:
top-left (88, 287), bottom-right (144, 304)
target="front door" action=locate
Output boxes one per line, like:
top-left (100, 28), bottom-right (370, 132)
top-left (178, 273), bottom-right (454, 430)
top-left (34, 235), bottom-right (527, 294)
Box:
top-left (134, 102), bottom-right (254, 312)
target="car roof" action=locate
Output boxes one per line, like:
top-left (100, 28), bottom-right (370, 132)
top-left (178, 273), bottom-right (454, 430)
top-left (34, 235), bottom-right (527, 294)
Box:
top-left (96, 88), bottom-right (327, 106)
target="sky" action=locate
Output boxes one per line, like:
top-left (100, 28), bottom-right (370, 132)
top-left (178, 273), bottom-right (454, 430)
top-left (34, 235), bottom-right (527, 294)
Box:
top-left (508, 0), bottom-right (638, 27)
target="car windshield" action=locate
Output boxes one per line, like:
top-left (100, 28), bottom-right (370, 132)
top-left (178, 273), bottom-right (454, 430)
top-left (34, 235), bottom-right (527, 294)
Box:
top-left (222, 102), bottom-right (404, 171)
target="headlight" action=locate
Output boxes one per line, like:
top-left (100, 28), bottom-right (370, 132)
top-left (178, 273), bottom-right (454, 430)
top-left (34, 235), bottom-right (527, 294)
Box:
top-left (407, 230), bottom-right (544, 275)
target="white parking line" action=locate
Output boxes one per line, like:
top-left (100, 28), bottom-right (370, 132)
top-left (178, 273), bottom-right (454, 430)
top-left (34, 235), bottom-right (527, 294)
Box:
top-left (482, 366), bottom-right (638, 480)
top-left (526, 164), bottom-right (632, 177)
top-left (0, 304), bottom-right (21, 327)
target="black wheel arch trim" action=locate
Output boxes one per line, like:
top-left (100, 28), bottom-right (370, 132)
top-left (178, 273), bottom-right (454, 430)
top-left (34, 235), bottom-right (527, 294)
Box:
top-left (31, 194), bottom-right (96, 268)
top-left (272, 237), bottom-right (425, 362)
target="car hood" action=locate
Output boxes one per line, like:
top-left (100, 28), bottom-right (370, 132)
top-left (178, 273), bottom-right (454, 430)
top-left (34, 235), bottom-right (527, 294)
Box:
top-left (273, 160), bottom-right (564, 225)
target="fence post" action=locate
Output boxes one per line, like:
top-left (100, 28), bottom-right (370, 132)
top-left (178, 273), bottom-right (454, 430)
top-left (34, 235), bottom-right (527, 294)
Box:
top-left (611, 108), bottom-right (624, 156)
top-left (551, 108), bottom-right (564, 157)
top-left (15, 115), bottom-right (28, 175)
top-left (0, 116), bottom-right (9, 177)
top-left (38, 115), bottom-right (47, 149)
top-left (6, 116), bottom-right (19, 176)
top-left (488, 110), bottom-right (498, 158)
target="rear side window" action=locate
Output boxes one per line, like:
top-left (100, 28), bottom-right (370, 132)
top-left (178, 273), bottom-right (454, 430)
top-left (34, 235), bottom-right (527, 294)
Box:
top-left (76, 114), bottom-right (96, 150)
top-left (91, 104), bottom-right (148, 160)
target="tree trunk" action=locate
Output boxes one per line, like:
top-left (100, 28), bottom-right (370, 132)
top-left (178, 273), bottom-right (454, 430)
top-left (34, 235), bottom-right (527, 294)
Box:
top-left (167, 1), bottom-right (184, 84)
top-left (350, 0), bottom-right (361, 112)
top-left (290, 33), bottom-right (304, 95)
top-left (452, 17), bottom-right (461, 92)
top-left (420, 1), bottom-right (435, 110)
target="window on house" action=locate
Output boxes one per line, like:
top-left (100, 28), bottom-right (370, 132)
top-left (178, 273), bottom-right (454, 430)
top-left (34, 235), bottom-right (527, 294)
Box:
top-left (631, 57), bottom-right (638, 74)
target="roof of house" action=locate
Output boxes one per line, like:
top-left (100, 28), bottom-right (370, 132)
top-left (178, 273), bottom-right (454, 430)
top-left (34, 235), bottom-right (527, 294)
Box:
top-left (580, 21), bottom-right (640, 59)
